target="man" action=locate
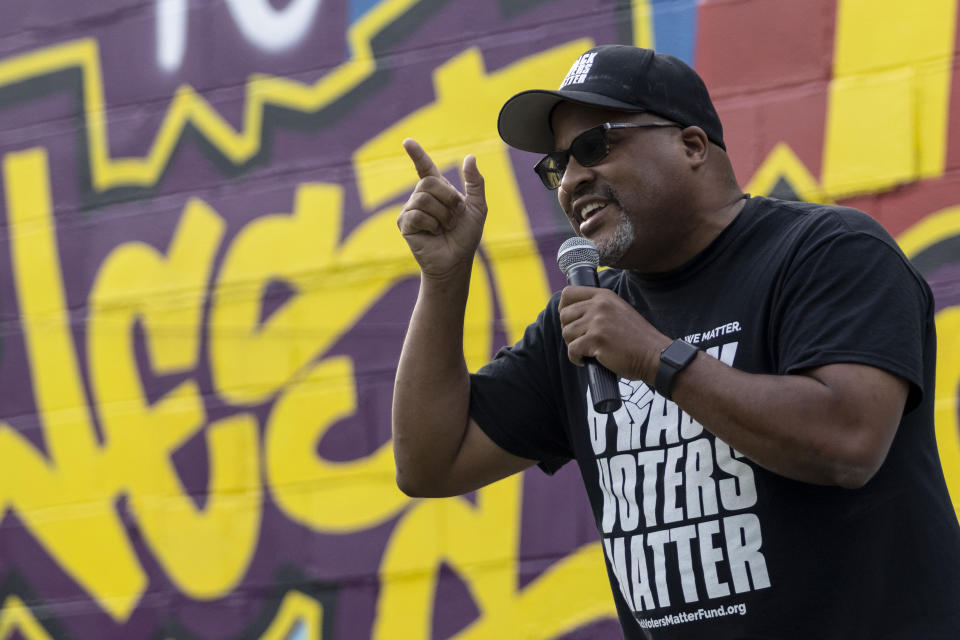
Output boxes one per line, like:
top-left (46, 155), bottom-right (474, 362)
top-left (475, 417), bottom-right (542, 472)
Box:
top-left (392, 44), bottom-right (960, 638)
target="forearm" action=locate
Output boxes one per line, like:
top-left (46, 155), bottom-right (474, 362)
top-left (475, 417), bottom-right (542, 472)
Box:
top-left (668, 354), bottom-right (900, 488)
top-left (559, 287), bottom-right (905, 488)
top-left (392, 267), bottom-right (474, 494)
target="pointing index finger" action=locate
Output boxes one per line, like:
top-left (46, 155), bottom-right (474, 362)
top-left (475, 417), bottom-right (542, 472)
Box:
top-left (402, 138), bottom-right (442, 179)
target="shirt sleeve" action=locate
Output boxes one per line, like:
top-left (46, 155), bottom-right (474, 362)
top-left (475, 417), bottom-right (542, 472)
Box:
top-left (469, 300), bottom-right (574, 474)
top-left (772, 220), bottom-right (932, 411)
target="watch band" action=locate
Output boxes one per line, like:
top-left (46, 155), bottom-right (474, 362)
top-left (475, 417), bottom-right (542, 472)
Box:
top-left (655, 339), bottom-right (699, 401)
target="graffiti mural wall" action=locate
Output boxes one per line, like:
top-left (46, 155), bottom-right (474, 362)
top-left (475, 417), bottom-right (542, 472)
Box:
top-left (0, 0), bottom-right (956, 637)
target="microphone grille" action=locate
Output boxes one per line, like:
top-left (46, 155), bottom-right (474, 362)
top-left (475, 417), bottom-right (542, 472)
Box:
top-left (556, 236), bottom-right (599, 276)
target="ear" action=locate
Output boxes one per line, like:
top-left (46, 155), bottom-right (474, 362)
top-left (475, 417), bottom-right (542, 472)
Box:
top-left (680, 126), bottom-right (709, 169)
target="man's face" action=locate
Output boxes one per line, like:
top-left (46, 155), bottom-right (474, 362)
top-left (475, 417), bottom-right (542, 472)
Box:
top-left (551, 102), bottom-right (691, 271)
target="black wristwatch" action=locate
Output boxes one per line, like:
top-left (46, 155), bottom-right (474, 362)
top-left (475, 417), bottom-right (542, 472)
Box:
top-left (655, 339), bottom-right (699, 401)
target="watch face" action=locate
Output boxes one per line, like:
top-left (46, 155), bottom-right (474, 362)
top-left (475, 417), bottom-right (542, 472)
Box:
top-left (662, 340), bottom-right (698, 367)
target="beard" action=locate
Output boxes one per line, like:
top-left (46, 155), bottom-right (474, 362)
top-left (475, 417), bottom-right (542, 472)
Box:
top-left (595, 206), bottom-right (634, 267)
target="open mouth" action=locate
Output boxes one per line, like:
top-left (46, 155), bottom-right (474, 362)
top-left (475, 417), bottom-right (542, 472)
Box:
top-left (580, 201), bottom-right (606, 222)
top-left (578, 201), bottom-right (610, 235)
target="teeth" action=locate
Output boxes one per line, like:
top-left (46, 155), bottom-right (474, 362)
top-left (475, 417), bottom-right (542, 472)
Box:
top-left (580, 202), bottom-right (605, 220)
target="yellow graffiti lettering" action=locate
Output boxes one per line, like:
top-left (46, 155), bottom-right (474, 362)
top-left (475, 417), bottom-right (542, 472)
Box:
top-left (0, 148), bottom-right (145, 620)
top-left (135, 413), bottom-right (262, 598)
top-left (374, 478), bottom-right (615, 638)
top-left (373, 478), bottom-right (524, 639)
top-left (216, 169), bottom-right (497, 531)
top-left (266, 356), bottom-right (408, 532)
top-left (456, 543), bottom-right (614, 639)
top-left (212, 183), bottom-right (401, 402)
top-left (211, 183), bottom-right (341, 403)
top-left (822, 0), bottom-right (958, 196)
top-left (87, 196), bottom-right (261, 599)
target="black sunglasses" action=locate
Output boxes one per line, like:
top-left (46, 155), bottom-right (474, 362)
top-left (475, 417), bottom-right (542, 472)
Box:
top-left (534, 121), bottom-right (683, 190)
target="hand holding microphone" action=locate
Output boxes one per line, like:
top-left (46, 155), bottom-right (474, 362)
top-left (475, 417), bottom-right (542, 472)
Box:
top-left (557, 237), bottom-right (622, 413)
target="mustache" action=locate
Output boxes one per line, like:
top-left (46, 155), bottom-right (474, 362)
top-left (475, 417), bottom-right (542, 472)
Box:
top-left (571, 183), bottom-right (620, 206)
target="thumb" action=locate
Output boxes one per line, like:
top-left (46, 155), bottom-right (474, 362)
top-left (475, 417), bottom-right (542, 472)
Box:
top-left (461, 154), bottom-right (485, 202)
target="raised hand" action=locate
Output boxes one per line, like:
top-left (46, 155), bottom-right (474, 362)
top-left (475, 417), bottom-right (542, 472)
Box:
top-left (398, 139), bottom-right (487, 280)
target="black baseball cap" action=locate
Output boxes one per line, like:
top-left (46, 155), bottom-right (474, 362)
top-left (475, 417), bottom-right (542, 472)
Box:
top-left (498, 45), bottom-right (725, 153)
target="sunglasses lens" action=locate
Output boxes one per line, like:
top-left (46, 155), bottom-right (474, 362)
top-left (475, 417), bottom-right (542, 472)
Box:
top-left (533, 126), bottom-right (611, 189)
top-left (535, 154), bottom-right (564, 189)
top-left (571, 128), bottom-right (609, 167)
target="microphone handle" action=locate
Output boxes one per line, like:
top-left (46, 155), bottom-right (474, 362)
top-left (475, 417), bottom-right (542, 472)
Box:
top-left (567, 266), bottom-right (622, 413)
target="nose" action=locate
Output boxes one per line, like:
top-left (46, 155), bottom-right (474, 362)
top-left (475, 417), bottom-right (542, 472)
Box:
top-left (557, 156), bottom-right (595, 201)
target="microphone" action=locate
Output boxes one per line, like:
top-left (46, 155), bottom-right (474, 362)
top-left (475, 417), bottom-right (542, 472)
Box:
top-left (556, 237), bottom-right (622, 414)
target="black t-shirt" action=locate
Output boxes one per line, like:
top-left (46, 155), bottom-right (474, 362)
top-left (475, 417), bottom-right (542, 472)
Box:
top-left (469, 196), bottom-right (960, 639)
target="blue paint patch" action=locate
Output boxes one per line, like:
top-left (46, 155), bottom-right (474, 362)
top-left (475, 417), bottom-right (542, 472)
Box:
top-left (349, 0), bottom-right (382, 24)
top-left (650, 0), bottom-right (698, 66)
top-left (285, 620), bottom-right (308, 640)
